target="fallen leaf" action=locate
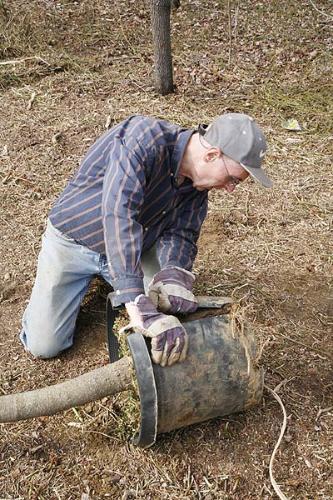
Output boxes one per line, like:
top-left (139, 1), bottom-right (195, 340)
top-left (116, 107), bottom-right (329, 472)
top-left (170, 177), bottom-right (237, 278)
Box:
top-left (283, 118), bottom-right (302, 131)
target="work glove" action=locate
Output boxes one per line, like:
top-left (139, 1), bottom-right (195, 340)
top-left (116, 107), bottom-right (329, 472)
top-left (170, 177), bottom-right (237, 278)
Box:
top-left (148, 266), bottom-right (198, 315)
top-left (124, 294), bottom-right (188, 367)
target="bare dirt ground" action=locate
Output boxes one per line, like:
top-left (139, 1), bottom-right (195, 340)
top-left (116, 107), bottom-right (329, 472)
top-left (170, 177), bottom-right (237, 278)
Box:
top-left (0, 0), bottom-right (332, 498)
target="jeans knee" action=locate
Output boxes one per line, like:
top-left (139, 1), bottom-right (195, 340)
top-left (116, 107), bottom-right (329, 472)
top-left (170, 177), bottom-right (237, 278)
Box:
top-left (20, 329), bottom-right (71, 359)
top-left (28, 341), bottom-right (62, 359)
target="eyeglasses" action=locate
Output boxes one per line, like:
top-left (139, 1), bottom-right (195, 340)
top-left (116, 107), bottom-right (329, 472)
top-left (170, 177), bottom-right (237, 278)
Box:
top-left (221, 156), bottom-right (242, 188)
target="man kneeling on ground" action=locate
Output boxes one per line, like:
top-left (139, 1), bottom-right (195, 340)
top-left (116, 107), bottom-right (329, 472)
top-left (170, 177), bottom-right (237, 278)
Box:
top-left (20, 113), bottom-right (272, 367)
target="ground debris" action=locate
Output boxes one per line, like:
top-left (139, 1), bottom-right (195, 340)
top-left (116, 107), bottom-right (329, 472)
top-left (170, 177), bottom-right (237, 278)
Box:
top-left (0, 0), bottom-right (332, 498)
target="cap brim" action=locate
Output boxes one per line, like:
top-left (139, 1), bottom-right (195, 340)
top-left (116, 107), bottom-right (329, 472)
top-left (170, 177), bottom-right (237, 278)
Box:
top-left (241, 163), bottom-right (273, 188)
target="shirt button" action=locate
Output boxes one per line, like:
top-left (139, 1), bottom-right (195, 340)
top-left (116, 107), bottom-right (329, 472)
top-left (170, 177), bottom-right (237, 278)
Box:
top-left (162, 211), bottom-right (166, 215)
top-left (170, 173), bottom-right (174, 177)
top-left (144, 227), bottom-right (148, 231)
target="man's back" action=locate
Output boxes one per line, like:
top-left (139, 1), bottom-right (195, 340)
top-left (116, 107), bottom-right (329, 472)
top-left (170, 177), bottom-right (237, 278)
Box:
top-left (49, 115), bottom-right (205, 256)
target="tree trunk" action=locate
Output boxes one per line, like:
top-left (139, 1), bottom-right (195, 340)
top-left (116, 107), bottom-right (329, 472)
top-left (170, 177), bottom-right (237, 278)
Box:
top-left (0, 356), bottom-right (133, 423)
top-left (150, 0), bottom-right (174, 95)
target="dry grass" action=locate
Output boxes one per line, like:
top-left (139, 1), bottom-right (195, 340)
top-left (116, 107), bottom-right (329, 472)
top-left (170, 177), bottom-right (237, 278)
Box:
top-left (0, 0), bottom-right (332, 498)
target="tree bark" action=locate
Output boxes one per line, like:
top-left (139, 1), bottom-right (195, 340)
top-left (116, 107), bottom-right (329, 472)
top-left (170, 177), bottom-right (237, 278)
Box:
top-left (0, 356), bottom-right (133, 423)
top-left (150, 0), bottom-right (174, 94)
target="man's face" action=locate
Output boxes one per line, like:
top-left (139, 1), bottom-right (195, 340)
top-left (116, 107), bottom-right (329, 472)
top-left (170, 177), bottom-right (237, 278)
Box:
top-left (193, 150), bottom-right (249, 192)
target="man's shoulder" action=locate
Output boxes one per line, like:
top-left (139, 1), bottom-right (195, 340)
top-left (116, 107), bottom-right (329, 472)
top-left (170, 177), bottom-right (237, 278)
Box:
top-left (119, 115), bottom-right (181, 150)
top-left (122, 114), bottom-right (179, 133)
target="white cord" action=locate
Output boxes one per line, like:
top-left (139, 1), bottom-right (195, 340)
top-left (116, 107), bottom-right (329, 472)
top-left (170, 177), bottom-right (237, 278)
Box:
top-left (264, 384), bottom-right (289, 500)
top-left (308, 0), bottom-right (333, 20)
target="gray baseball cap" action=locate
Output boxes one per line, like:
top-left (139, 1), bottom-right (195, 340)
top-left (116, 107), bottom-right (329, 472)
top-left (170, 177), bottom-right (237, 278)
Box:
top-left (198, 113), bottom-right (272, 188)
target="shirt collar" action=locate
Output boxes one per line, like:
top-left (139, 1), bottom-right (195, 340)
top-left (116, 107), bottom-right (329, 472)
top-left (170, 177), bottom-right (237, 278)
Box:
top-left (170, 128), bottom-right (195, 184)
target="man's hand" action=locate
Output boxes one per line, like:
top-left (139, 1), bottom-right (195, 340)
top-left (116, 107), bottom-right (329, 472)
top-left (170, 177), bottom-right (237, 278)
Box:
top-left (125, 295), bottom-right (188, 367)
top-left (148, 266), bottom-right (198, 314)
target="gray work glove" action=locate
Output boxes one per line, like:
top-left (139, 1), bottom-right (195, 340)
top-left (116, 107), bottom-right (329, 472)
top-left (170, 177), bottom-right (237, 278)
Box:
top-left (124, 294), bottom-right (188, 367)
top-left (148, 266), bottom-right (198, 314)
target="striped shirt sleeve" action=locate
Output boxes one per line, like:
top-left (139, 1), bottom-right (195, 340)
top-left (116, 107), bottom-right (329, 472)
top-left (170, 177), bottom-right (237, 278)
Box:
top-left (102, 137), bottom-right (147, 306)
top-left (156, 191), bottom-right (208, 271)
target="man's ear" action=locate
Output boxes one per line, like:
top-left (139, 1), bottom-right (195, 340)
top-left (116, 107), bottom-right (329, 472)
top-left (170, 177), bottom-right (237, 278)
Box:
top-left (204, 147), bottom-right (221, 163)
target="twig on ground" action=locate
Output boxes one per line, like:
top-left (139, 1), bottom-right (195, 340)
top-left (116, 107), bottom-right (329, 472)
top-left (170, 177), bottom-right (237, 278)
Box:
top-left (84, 429), bottom-right (119, 441)
top-left (105, 115), bottom-right (112, 129)
top-left (308, 0), bottom-right (333, 20)
top-left (233, 1), bottom-right (240, 42)
top-left (278, 332), bottom-right (332, 360)
top-left (0, 56), bottom-right (50, 66)
top-left (227, 0), bottom-right (232, 64)
top-left (27, 91), bottom-right (36, 110)
top-left (254, 335), bottom-right (272, 365)
top-left (316, 406), bottom-right (333, 421)
top-left (244, 192), bottom-right (250, 223)
top-left (265, 384), bottom-right (289, 500)
top-left (272, 377), bottom-right (296, 393)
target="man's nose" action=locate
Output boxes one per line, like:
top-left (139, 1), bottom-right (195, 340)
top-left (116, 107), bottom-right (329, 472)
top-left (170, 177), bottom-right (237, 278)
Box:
top-left (224, 182), bottom-right (235, 193)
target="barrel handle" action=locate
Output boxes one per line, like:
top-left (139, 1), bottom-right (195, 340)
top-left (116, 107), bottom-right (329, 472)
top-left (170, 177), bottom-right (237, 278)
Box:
top-left (106, 292), bottom-right (158, 448)
top-left (106, 292), bottom-right (121, 363)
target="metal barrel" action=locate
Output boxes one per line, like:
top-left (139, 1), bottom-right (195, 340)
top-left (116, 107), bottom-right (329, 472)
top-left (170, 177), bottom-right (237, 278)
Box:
top-left (107, 294), bottom-right (264, 448)
top-left (152, 314), bottom-right (263, 434)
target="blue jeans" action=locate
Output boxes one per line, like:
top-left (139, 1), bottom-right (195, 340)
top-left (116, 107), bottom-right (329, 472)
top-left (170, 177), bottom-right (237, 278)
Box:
top-left (20, 220), bottom-right (160, 358)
